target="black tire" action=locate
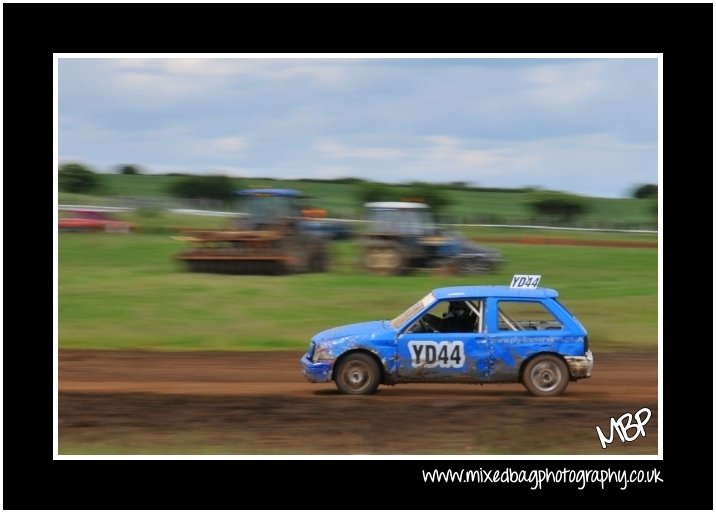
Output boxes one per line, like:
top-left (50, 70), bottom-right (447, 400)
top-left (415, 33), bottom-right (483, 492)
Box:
top-left (522, 354), bottom-right (569, 397)
top-left (457, 257), bottom-right (491, 274)
top-left (363, 243), bottom-right (404, 275)
top-left (446, 257), bottom-right (492, 275)
top-left (334, 353), bottom-right (381, 395)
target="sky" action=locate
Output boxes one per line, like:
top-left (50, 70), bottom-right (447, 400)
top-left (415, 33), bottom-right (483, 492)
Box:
top-left (58, 55), bottom-right (658, 198)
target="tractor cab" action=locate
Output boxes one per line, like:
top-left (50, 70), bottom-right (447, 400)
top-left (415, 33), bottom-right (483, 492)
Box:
top-left (361, 201), bottom-right (502, 275)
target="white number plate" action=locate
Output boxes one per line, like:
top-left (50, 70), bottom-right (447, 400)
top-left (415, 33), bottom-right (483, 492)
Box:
top-left (408, 341), bottom-right (464, 369)
top-left (510, 274), bottom-right (541, 289)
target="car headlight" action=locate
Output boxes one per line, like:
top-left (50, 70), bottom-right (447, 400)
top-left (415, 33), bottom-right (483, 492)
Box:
top-left (313, 343), bottom-right (333, 362)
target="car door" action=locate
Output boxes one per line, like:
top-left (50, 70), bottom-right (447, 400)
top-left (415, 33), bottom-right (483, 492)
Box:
top-left (484, 297), bottom-right (570, 381)
top-left (395, 299), bottom-right (490, 382)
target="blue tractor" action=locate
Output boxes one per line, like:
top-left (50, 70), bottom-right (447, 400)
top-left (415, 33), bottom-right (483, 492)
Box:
top-left (361, 202), bottom-right (502, 275)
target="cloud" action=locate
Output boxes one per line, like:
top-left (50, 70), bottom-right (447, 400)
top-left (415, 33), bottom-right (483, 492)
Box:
top-left (58, 57), bottom-right (658, 197)
top-left (522, 61), bottom-right (609, 106)
top-left (193, 136), bottom-right (249, 156)
top-left (116, 57), bottom-right (351, 83)
top-left (99, 58), bottom-right (353, 109)
top-left (314, 140), bottom-right (406, 160)
top-left (420, 136), bottom-right (534, 173)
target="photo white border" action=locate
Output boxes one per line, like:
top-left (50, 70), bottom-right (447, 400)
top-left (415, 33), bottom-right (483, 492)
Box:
top-left (53, 52), bottom-right (663, 461)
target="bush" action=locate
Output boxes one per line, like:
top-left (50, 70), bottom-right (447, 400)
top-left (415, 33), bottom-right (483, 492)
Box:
top-left (356, 181), bottom-right (450, 215)
top-left (403, 182), bottom-right (450, 215)
top-left (357, 182), bottom-right (399, 204)
top-left (167, 175), bottom-right (237, 201)
top-left (525, 191), bottom-right (588, 224)
top-left (632, 184), bottom-right (658, 199)
top-left (58, 163), bottom-right (100, 193)
top-left (117, 164), bottom-right (142, 175)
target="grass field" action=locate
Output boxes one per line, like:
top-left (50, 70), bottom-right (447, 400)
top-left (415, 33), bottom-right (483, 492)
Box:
top-left (59, 173), bottom-right (658, 228)
top-left (58, 231), bottom-right (658, 352)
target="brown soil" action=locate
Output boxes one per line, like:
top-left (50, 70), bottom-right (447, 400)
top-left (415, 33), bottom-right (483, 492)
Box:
top-left (59, 350), bottom-right (658, 455)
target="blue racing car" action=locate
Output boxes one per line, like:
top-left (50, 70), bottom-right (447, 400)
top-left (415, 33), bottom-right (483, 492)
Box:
top-left (301, 275), bottom-right (593, 396)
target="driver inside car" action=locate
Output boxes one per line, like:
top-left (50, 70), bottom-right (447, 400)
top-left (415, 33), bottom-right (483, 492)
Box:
top-left (441, 301), bottom-right (475, 332)
top-left (416, 301), bottom-right (475, 333)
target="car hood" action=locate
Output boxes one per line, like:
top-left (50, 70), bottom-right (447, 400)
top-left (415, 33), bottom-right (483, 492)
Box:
top-left (312, 320), bottom-right (392, 343)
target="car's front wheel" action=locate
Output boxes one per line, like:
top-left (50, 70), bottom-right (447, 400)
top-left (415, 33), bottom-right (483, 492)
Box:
top-left (522, 355), bottom-right (569, 396)
top-left (334, 353), bottom-right (381, 395)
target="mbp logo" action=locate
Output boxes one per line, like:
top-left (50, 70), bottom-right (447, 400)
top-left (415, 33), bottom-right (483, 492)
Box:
top-left (595, 407), bottom-right (652, 449)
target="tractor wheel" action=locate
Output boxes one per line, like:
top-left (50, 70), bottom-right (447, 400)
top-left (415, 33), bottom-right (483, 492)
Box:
top-left (457, 258), bottom-right (492, 274)
top-left (308, 250), bottom-right (328, 272)
top-left (440, 256), bottom-right (491, 275)
top-left (363, 244), bottom-right (404, 275)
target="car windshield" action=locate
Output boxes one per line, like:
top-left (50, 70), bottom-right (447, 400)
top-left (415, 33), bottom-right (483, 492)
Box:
top-left (390, 293), bottom-right (435, 329)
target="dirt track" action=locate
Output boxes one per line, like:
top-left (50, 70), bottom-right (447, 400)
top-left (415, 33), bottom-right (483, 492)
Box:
top-left (59, 350), bottom-right (658, 455)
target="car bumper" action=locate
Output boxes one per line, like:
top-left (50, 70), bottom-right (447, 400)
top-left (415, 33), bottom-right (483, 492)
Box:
top-left (565, 350), bottom-right (593, 379)
top-left (300, 353), bottom-right (333, 383)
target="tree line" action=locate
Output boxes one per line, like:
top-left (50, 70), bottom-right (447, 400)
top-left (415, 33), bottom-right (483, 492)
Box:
top-left (58, 162), bottom-right (657, 223)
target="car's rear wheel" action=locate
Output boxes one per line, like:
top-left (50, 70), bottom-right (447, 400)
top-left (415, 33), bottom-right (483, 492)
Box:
top-left (334, 353), bottom-right (381, 395)
top-left (522, 355), bottom-right (569, 396)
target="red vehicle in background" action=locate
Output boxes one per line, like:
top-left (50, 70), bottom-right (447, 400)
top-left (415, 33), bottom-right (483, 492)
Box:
top-left (59, 209), bottom-right (134, 233)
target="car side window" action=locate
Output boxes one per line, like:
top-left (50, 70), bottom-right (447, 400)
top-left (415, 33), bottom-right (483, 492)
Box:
top-left (497, 301), bottom-right (563, 331)
top-left (408, 300), bottom-right (483, 333)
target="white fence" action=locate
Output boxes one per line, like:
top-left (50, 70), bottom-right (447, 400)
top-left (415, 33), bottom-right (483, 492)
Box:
top-left (58, 204), bottom-right (658, 235)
